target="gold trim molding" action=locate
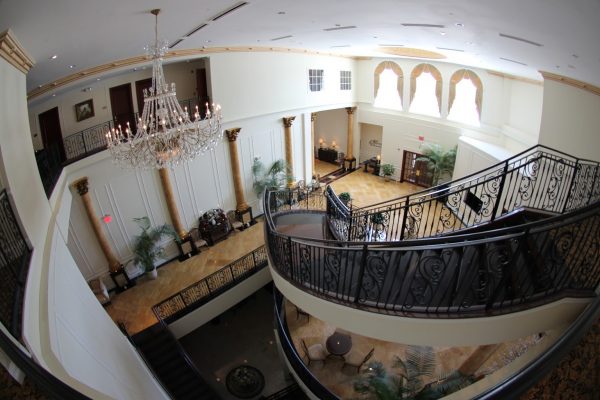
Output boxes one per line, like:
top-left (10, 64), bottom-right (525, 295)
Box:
top-left (487, 70), bottom-right (542, 86)
top-left (378, 47), bottom-right (446, 60)
top-left (540, 71), bottom-right (600, 97)
top-left (0, 29), bottom-right (34, 74)
top-left (27, 46), bottom-right (351, 101)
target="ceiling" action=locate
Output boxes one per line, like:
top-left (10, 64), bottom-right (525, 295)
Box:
top-left (1, 0), bottom-right (599, 95)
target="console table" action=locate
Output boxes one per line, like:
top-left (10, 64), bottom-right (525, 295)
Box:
top-left (318, 148), bottom-right (338, 164)
top-left (198, 209), bottom-right (232, 246)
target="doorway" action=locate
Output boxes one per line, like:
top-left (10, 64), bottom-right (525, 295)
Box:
top-left (196, 68), bottom-right (209, 116)
top-left (109, 83), bottom-right (136, 131)
top-left (135, 78), bottom-right (152, 115)
top-left (401, 150), bottom-right (433, 188)
top-left (38, 107), bottom-right (65, 162)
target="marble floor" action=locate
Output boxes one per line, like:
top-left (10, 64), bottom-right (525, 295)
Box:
top-left (314, 158), bottom-right (340, 178)
top-left (106, 167), bottom-right (423, 334)
top-left (284, 299), bottom-right (545, 399)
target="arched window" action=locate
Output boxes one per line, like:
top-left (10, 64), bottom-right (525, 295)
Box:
top-left (448, 69), bottom-right (483, 126)
top-left (373, 61), bottom-right (403, 110)
top-left (409, 64), bottom-right (442, 117)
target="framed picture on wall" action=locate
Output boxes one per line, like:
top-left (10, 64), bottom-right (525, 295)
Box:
top-left (74, 99), bottom-right (95, 122)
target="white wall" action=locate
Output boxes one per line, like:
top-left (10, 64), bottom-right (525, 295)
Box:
top-left (354, 58), bottom-right (544, 173)
top-left (538, 80), bottom-right (600, 161)
top-left (0, 58), bottom-right (169, 399)
top-left (314, 108), bottom-right (348, 153)
top-left (358, 123), bottom-right (383, 162)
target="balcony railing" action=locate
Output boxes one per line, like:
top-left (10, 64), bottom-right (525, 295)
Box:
top-left (152, 245), bottom-right (268, 324)
top-left (325, 145), bottom-right (600, 242)
top-left (264, 144), bottom-right (600, 318)
top-left (0, 190), bottom-right (32, 342)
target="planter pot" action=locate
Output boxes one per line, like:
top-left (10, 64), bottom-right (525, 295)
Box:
top-left (147, 268), bottom-right (158, 280)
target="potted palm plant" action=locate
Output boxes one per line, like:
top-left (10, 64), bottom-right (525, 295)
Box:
top-left (251, 158), bottom-right (290, 197)
top-left (132, 216), bottom-right (179, 279)
top-left (381, 164), bottom-right (395, 181)
top-left (417, 144), bottom-right (457, 186)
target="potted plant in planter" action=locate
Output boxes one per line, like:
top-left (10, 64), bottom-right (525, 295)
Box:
top-left (338, 192), bottom-right (351, 207)
top-left (251, 158), bottom-right (290, 197)
top-left (381, 164), bottom-right (395, 181)
top-left (132, 216), bottom-right (180, 279)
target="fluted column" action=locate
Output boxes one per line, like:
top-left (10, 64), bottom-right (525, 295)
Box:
top-left (283, 116), bottom-right (296, 188)
top-left (226, 128), bottom-right (249, 211)
top-left (158, 168), bottom-right (187, 239)
top-left (72, 177), bottom-right (121, 273)
top-left (345, 107), bottom-right (357, 160)
top-left (311, 113), bottom-right (317, 175)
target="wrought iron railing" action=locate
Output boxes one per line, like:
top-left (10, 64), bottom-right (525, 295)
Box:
top-left (0, 190), bottom-right (32, 341)
top-left (273, 288), bottom-right (339, 400)
top-left (265, 189), bottom-right (600, 318)
top-left (325, 145), bottom-right (600, 242)
top-left (152, 245), bottom-right (268, 324)
top-left (63, 118), bottom-right (119, 162)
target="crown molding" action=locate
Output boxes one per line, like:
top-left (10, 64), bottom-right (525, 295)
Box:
top-left (0, 29), bottom-right (35, 74)
top-left (487, 70), bottom-right (542, 86)
top-left (540, 71), bottom-right (600, 97)
top-left (27, 46), bottom-right (352, 101)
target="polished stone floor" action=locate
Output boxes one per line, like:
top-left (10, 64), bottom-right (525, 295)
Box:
top-left (180, 286), bottom-right (292, 399)
top-left (284, 299), bottom-right (545, 399)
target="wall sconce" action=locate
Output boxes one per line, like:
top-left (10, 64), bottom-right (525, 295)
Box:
top-left (331, 140), bottom-right (337, 149)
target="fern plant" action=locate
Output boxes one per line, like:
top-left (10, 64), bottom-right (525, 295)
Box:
top-left (417, 144), bottom-right (457, 186)
top-left (353, 346), bottom-right (474, 400)
top-left (132, 217), bottom-right (179, 274)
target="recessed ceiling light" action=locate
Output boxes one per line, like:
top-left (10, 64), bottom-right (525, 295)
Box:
top-left (49, 54), bottom-right (58, 60)
top-left (455, 23), bottom-right (464, 27)
top-left (440, 32), bottom-right (447, 36)
top-left (52, 94), bottom-right (56, 97)
top-left (277, 11), bottom-right (285, 15)
top-left (96, 78), bottom-right (101, 81)
top-left (68, 64), bottom-right (75, 69)
top-left (37, 85), bottom-right (42, 88)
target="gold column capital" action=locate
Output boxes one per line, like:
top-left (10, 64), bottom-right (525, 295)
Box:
top-left (72, 177), bottom-right (89, 196)
top-left (345, 106), bottom-right (357, 115)
top-left (225, 127), bottom-right (242, 142)
top-left (283, 116), bottom-right (296, 128)
top-left (311, 112), bottom-right (317, 122)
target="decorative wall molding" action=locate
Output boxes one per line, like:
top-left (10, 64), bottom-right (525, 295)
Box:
top-left (540, 71), bottom-right (600, 97)
top-left (27, 46), bottom-right (352, 100)
top-left (0, 29), bottom-right (34, 74)
top-left (487, 70), bottom-right (543, 86)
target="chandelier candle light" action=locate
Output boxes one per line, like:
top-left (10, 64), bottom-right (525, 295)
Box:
top-left (106, 9), bottom-right (222, 169)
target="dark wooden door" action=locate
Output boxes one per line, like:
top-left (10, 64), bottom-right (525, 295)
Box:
top-left (401, 150), bottom-right (433, 187)
top-left (135, 78), bottom-right (152, 115)
top-left (196, 68), bottom-right (209, 117)
top-left (38, 107), bottom-right (66, 162)
top-left (109, 83), bottom-right (136, 132)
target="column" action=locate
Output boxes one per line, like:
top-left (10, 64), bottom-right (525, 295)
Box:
top-left (345, 107), bottom-right (357, 170)
top-left (158, 168), bottom-right (187, 240)
top-left (72, 177), bottom-right (121, 273)
top-left (311, 113), bottom-right (317, 176)
top-left (283, 116), bottom-right (296, 188)
top-left (226, 128), bottom-right (249, 212)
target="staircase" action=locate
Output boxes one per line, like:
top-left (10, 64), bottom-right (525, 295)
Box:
top-left (132, 324), bottom-right (219, 400)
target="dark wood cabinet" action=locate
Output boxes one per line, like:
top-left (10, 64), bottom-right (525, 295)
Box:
top-left (198, 209), bottom-right (232, 246)
top-left (318, 148), bottom-right (338, 164)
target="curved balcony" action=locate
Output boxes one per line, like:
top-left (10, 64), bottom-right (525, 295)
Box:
top-left (264, 145), bottom-right (600, 345)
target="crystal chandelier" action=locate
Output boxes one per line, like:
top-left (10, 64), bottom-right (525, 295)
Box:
top-left (106, 9), bottom-right (222, 169)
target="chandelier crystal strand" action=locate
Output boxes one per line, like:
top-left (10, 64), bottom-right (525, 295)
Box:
top-left (106, 8), bottom-right (222, 169)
